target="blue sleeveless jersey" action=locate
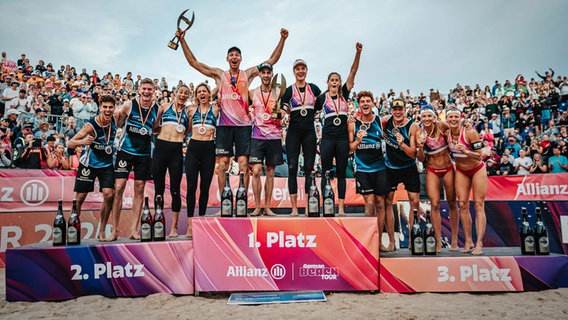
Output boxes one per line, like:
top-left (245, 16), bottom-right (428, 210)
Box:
top-left (191, 104), bottom-right (217, 129)
top-left (161, 103), bottom-right (190, 131)
top-left (117, 99), bottom-right (159, 156)
top-left (384, 117), bottom-right (415, 169)
top-left (354, 117), bottom-right (386, 173)
top-left (79, 117), bottom-right (117, 168)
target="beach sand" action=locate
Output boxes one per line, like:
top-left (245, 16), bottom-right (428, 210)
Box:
top-left (1, 269), bottom-right (567, 320)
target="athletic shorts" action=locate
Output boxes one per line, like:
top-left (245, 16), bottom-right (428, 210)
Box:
top-left (74, 164), bottom-right (115, 193)
top-left (386, 165), bottom-right (420, 193)
top-left (355, 170), bottom-right (389, 195)
top-left (215, 126), bottom-right (252, 157)
top-left (249, 138), bottom-right (284, 166)
top-left (114, 150), bottom-right (152, 180)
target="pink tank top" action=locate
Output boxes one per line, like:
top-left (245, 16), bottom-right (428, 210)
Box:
top-left (251, 87), bottom-right (282, 140)
top-left (424, 131), bottom-right (448, 155)
top-left (448, 127), bottom-right (473, 158)
top-left (218, 70), bottom-right (251, 126)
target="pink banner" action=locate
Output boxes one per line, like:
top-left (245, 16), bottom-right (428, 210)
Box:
top-left (380, 256), bottom-right (523, 292)
top-left (486, 173), bottom-right (568, 201)
top-left (192, 217), bottom-right (378, 292)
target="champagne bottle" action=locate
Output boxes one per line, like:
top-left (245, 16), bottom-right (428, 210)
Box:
top-left (323, 170), bottom-right (335, 217)
top-left (53, 199), bottom-right (66, 246)
top-left (519, 207), bottom-right (534, 255)
top-left (153, 195), bottom-right (165, 241)
top-left (534, 207), bottom-right (549, 255)
top-left (140, 196), bottom-right (153, 242)
top-left (67, 199), bottom-right (81, 245)
top-left (221, 172), bottom-right (233, 217)
top-left (235, 172), bottom-right (248, 217)
top-left (410, 209), bottom-right (423, 255)
top-left (307, 172), bottom-right (320, 217)
top-left (424, 210), bottom-right (436, 255)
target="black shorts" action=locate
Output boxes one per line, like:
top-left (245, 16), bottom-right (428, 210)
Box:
top-left (355, 170), bottom-right (389, 195)
top-left (249, 138), bottom-right (283, 166)
top-left (215, 126), bottom-right (251, 157)
top-left (74, 164), bottom-right (115, 193)
top-left (386, 165), bottom-right (420, 193)
top-left (114, 150), bottom-right (152, 180)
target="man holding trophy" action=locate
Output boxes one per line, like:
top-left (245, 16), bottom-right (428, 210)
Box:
top-left (248, 63), bottom-right (286, 216)
top-left (174, 17), bottom-right (288, 204)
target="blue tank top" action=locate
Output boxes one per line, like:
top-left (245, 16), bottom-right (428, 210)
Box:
top-left (191, 104), bottom-right (217, 131)
top-left (384, 116), bottom-right (415, 169)
top-left (161, 103), bottom-right (189, 131)
top-left (354, 117), bottom-right (386, 173)
top-left (117, 99), bottom-right (159, 156)
top-left (79, 117), bottom-right (117, 168)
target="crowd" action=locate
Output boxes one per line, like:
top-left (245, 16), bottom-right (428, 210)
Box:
top-left (2, 52), bottom-right (566, 176)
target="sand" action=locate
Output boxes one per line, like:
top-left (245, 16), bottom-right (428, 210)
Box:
top-left (1, 269), bottom-right (567, 320)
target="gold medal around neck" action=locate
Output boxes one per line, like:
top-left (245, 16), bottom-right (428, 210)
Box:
top-left (333, 117), bottom-right (341, 126)
top-left (300, 108), bottom-right (308, 117)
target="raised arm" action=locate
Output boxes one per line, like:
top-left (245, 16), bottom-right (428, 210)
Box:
top-left (114, 100), bottom-right (132, 128)
top-left (345, 42), bottom-right (363, 91)
top-left (246, 28), bottom-right (289, 80)
top-left (67, 123), bottom-right (95, 149)
top-left (177, 29), bottom-right (223, 81)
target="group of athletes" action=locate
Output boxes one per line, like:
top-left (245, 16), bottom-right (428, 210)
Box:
top-left (68, 28), bottom-right (487, 255)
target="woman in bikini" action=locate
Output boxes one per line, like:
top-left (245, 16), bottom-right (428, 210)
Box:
top-left (445, 107), bottom-right (487, 255)
top-left (415, 105), bottom-right (459, 252)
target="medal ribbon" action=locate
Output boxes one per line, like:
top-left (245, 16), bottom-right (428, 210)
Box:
top-left (137, 98), bottom-right (152, 131)
top-left (260, 89), bottom-right (272, 115)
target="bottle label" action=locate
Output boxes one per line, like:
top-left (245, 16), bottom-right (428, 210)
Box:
top-left (425, 236), bottom-right (436, 253)
top-left (539, 236), bottom-right (549, 253)
top-left (68, 227), bottom-right (77, 243)
top-left (53, 227), bottom-right (63, 244)
top-left (413, 237), bottom-right (424, 253)
top-left (221, 199), bottom-right (232, 215)
top-left (323, 198), bottom-right (334, 215)
top-left (308, 197), bottom-right (318, 213)
top-left (236, 200), bottom-right (246, 216)
top-left (141, 223), bottom-right (152, 240)
top-left (154, 222), bottom-right (164, 238)
top-left (524, 235), bottom-right (535, 252)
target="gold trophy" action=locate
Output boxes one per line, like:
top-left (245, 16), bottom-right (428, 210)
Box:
top-left (270, 73), bottom-right (286, 120)
top-left (167, 9), bottom-right (195, 50)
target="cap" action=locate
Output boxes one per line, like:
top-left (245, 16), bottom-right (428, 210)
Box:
top-left (391, 98), bottom-right (405, 108)
top-left (293, 59), bottom-right (307, 69)
top-left (491, 113), bottom-right (497, 117)
top-left (63, 98), bottom-right (70, 103)
top-left (258, 62), bottom-right (273, 71)
top-left (5, 109), bottom-right (20, 116)
top-left (11, 80), bottom-right (19, 85)
top-left (40, 120), bottom-right (49, 126)
top-left (21, 122), bottom-right (33, 129)
top-left (35, 108), bottom-right (44, 113)
top-left (227, 46), bottom-right (241, 55)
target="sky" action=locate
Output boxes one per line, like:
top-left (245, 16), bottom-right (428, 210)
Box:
top-left (1, 0), bottom-right (566, 97)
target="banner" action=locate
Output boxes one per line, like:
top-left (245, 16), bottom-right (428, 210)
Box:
top-left (6, 240), bottom-right (194, 301)
top-left (486, 173), bottom-right (568, 201)
top-left (193, 217), bottom-right (378, 292)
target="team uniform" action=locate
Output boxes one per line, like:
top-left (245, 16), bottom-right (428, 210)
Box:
top-left (152, 103), bottom-right (190, 213)
top-left (448, 127), bottom-right (484, 178)
top-left (384, 117), bottom-right (420, 193)
top-left (74, 117), bottom-right (117, 192)
top-left (216, 70), bottom-right (251, 157)
top-left (115, 98), bottom-right (159, 180)
top-left (353, 116), bottom-right (389, 195)
top-left (249, 87), bottom-right (283, 166)
top-left (185, 104), bottom-right (217, 217)
top-left (315, 84), bottom-right (350, 199)
top-left (281, 83), bottom-right (321, 194)
top-left (423, 130), bottom-right (454, 177)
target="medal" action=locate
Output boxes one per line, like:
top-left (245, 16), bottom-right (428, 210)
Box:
top-left (330, 93), bottom-right (343, 127)
top-left (198, 126), bottom-right (207, 135)
top-left (105, 145), bottom-right (113, 154)
top-left (333, 117), bottom-right (342, 126)
top-left (137, 98), bottom-right (152, 136)
top-left (172, 103), bottom-right (186, 134)
top-left (392, 127), bottom-right (400, 136)
top-left (360, 123), bottom-right (369, 132)
top-left (262, 113), bottom-right (270, 121)
top-left (300, 107), bottom-right (308, 117)
top-left (231, 92), bottom-right (239, 100)
top-left (139, 127), bottom-right (148, 136)
top-left (176, 124), bottom-right (184, 133)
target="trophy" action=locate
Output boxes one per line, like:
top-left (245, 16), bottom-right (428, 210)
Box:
top-left (270, 73), bottom-right (286, 120)
top-left (167, 9), bottom-right (195, 50)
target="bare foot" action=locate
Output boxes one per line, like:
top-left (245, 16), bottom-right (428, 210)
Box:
top-left (338, 211), bottom-right (346, 216)
top-left (379, 244), bottom-right (389, 252)
top-left (214, 211), bottom-right (221, 217)
top-left (264, 208), bottom-right (277, 216)
top-left (129, 231), bottom-right (140, 240)
top-left (461, 242), bottom-right (474, 253)
top-left (106, 231), bottom-right (119, 242)
top-left (387, 242), bottom-right (396, 252)
top-left (250, 208), bottom-right (262, 216)
top-left (471, 246), bottom-right (483, 255)
top-left (97, 232), bottom-right (106, 242)
top-left (450, 240), bottom-right (459, 251)
top-left (168, 228), bottom-right (178, 238)
top-left (289, 209), bottom-right (299, 217)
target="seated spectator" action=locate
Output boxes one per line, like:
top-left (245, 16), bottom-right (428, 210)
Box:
top-left (505, 136), bottom-right (521, 158)
top-left (14, 134), bottom-right (46, 169)
top-left (530, 153), bottom-right (548, 174)
top-left (0, 142), bottom-right (12, 168)
top-left (60, 116), bottom-right (79, 142)
top-left (46, 143), bottom-right (70, 170)
top-left (68, 145), bottom-right (82, 171)
top-left (34, 120), bottom-right (54, 143)
top-left (513, 149), bottom-right (533, 175)
top-left (498, 155), bottom-right (515, 176)
top-left (548, 146), bottom-right (568, 173)
top-left (486, 159), bottom-right (499, 176)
